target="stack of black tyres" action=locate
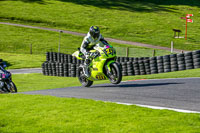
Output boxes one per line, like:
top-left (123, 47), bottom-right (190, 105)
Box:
top-left (121, 62), bottom-right (128, 76)
top-left (42, 52), bottom-right (81, 77)
top-left (127, 62), bottom-right (134, 76)
top-left (43, 50), bottom-right (200, 78)
top-left (116, 57), bottom-right (120, 63)
top-left (56, 63), bottom-right (59, 76)
top-left (68, 54), bottom-right (72, 64)
top-left (48, 63), bottom-right (52, 76)
top-left (170, 54), bottom-right (178, 72)
top-left (157, 56), bottom-right (164, 73)
top-left (51, 63), bottom-right (56, 76)
top-left (64, 54), bottom-right (68, 63)
top-left (133, 58), bottom-right (140, 75)
top-left (71, 64), bottom-right (76, 77)
top-left (63, 63), bottom-right (68, 77)
top-left (150, 57), bottom-right (158, 74)
top-left (184, 52), bottom-right (194, 70)
top-left (129, 57), bottom-right (134, 62)
top-left (120, 57), bottom-right (125, 62)
top-left (59, 63), bottom-right (64, 77)
top-left (163, 55), bottom-right (171, 73)
top-left (138, 58), bottom-right (146, 75)
top-left (144, 57), bottom-right (151, 75)
top-left (193, 50), bottom-right (200, 68)
top-left (124, 57), bottom-right (129, 62)
top-left (42, 62), bottom-right (48, 75)
top-left (53, 52), bottom-right (57, 62)
top-left (177, 53), bottom-right (186, 71)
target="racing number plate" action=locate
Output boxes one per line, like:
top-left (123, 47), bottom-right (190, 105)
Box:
top-left (104, 48), bottom-right (113, 55)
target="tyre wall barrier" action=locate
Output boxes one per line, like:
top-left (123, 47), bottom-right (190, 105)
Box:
top-left (42, 50), bottom-right (200, 77)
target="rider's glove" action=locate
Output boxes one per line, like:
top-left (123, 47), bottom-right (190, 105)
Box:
top-left (90, 52), bottom-right (96, 58)
top-left (5, 72), bottom-right (10, 79)
top-left (85, 52), bottom-right (90, 59)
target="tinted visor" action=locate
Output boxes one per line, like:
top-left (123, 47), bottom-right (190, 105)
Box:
top-left (93, 32), bottom-right (100, 39)
top-left (90, 30), bottom-right (100, 39)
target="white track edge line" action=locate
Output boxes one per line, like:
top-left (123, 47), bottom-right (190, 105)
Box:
top-left (114, 102), bottom-right (200, 113)
top-left (122, 77), bottom-right (200, 82)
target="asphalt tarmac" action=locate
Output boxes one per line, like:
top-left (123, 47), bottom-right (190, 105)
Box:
top-left (22, 77), bottom-right (200, 112)
top-left (8, 68), bottom-right (42, 74)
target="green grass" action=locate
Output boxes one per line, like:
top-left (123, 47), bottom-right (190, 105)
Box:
top-left (0, 24), bottom-right (82, 54)
top-left (0, 53), bottom-right (45, 69)
top-left (0, 24), bottom-right (173, 56)
top-left (1, 61), bottom-right (200, 133)
top-left (0, 0), bottom-right (200, 51)
top-left (0, 94), bottom-right (200, 133)
top-left (115, 46), bottom-right (173, 57)
top-left (0, 24), bottom-right (172, 69)
top-left (13, 68), bottom-right (200, 92)
top-left (13, 73), bottom-right (80, 92)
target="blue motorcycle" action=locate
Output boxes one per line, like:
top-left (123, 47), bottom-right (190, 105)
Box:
top-left (0, 62), bottom-right (17, 93)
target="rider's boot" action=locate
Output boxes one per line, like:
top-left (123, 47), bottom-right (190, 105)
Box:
top-left (83, 59), bottom-right (90, 78)
top-left (83, 64), bottom-right (90, 78)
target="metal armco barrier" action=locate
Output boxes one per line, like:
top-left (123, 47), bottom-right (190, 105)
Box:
top-left (42, 50), bottom-right (200, 77)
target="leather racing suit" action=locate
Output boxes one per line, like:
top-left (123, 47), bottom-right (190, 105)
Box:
top-left (80, 32), bottom-right (107, 77)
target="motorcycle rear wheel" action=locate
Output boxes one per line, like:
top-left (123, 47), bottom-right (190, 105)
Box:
top-left (107, 62), bottom-right (122, 84)
top-left (78, 67), bottom-right (93, 87)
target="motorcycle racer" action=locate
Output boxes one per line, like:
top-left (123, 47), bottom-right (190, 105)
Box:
top-left (0, 62), bottom-right (10, 92)
top-left (80, 26), bottom-right (108, 77)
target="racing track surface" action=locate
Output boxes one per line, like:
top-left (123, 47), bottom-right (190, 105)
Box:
top-left (23, 78), bottom-right (200, 112)
top-left (8, 68), bottom-right (42, 74)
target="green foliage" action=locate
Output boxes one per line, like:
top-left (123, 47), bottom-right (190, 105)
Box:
top-left (0, 0), bottom-right (200, 50)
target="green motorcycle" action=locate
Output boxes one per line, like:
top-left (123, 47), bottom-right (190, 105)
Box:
top-left (72, 42), bottom-right (122, 87)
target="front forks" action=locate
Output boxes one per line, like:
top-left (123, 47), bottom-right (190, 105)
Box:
top-left (106, 65), bottom-right (114, 79)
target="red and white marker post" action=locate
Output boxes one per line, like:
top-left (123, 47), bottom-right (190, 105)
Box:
top-left (180, 14), bottom-right (193, 40)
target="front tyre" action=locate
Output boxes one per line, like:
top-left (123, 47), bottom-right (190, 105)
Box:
top-left (5, 81), bottom-right (17, 93)
top-left (107, 62), bottom-right (122, 84)
top-left (9, 82), bottom-right (17, 93)
top-left (78, 67), bottom-right (93, 87)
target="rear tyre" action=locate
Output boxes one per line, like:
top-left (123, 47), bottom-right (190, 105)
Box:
top-left (107, 62), bottom-right (122, 84)
top-left (78, 67), bottom-right (93, 87)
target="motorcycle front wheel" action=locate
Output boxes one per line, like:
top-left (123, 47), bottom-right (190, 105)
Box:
top-left (107, 62), bottom-right (122, 84)
top-left (6, 81), bottom-right (17, 93)
top-left (78, 67), bottom-right (93, 87)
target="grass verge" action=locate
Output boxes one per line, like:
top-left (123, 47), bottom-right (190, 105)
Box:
top-left (0, 53), bottom-right (45, 69)
top-left (1, 0), bottom-right (200, 50)
top-left (0, 94), bottom-right (200, 133)
top-left (0, 24), bottom-right (173, 57)
top-left (1, 62), bottom-right (200, 133)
